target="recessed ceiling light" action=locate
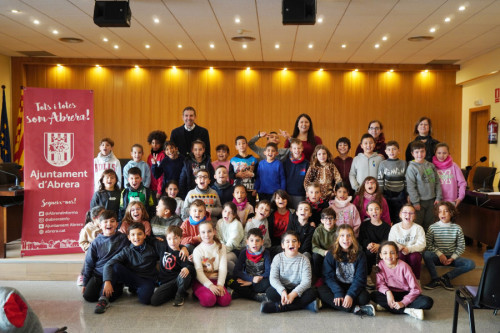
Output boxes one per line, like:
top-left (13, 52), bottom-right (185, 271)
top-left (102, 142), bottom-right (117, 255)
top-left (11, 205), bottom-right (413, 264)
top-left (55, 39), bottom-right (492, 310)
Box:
top-left (389, 69), bottom-right (394, 72)
top-left (113, 45), bottom-right (119, 49)
top-left (135, 65), bottom-right (139, 69)
top-left (11, 9), bottom-right (20, 14)
top-left (317, 17), bottom-right (323, 23)
top-left (308, 43), bottom-right (313, 49)
top-left (172, 66), bottom-right (176, 70)
top-left (429, 27), bottom-right (436, 33)
top-left (382, 36), bottom-right (388, 41)
top-left (423, 69), bottom-right (429, 73)
top-left (145, 44), bottom-right (150, 49)
top-left (210, 43), bottom-right (215, 48)
top-left (341, 44), bottom-right (347, 48)
top-left (354, 69), bottom-right (358, 72)
top-left (275, 44), bottom-right (280, 49)
top-left (242, 44), bottom-right (247, 49)
top-left (33, 19), bottom-right (40, 25)
top-left (374, 44), bottom-right (380, 48)
top-left (444, 17), bottom-right (451, 22)
top-left (56, 64), bottom-right (62, 67)
top-left (178, 44), bottom-right (182, 48)
top-left (246, 67), bottom-right (250, 71)
top-left (319, 68), bottom-right (323, 72)
top-left (59, 37), bottom-right (83, 43)
top-left (458, 5), bottom-right (466, 11)
top-left (103, 37), bottom-right (108, 42)
top-left (52, 30), bottom-right (59, 35)
top-left (153, 18), bottom-right (160, 23)
top-left (95, 64), bottom-right (100, 68)
top-left (235, 17), bottom-right (240, 23)
top-left (283, 68), bottom-right (287, 71)
top-left (209, 67), bottom-right (213, 70)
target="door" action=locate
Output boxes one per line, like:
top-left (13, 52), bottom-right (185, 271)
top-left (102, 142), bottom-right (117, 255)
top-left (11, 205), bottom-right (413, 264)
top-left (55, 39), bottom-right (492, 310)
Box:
top-left (468, 106), bottom-right (490, 185)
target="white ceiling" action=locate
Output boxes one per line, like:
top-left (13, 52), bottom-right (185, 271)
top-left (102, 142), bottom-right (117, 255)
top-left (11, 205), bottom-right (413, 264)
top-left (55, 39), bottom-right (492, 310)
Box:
top-left (0, 0), bottom-right (499, 65)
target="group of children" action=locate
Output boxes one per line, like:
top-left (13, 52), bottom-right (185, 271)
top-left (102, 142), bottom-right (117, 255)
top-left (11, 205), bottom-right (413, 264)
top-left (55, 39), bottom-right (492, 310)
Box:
top-left (80, 125), bottom-right (474, 319)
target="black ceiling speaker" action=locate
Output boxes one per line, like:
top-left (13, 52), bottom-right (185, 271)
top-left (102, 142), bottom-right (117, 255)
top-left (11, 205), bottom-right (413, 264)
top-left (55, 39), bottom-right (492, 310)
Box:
top-left (94, 1), bottom-right (131, 27)
top-left (282, 0), bottom-right (316, 25)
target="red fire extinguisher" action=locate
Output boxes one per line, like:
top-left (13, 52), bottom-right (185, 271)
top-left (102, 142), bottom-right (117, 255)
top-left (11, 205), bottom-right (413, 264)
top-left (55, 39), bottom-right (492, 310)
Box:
top-left (488, 117), bottom-right (498, 144)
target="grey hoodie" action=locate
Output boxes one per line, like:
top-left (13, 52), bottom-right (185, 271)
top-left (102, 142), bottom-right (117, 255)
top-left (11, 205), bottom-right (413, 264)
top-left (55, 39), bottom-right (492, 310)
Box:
top-left (349, 152), bottom-right (384, 191)
top-left (406, 160), bottom-right (442, 204)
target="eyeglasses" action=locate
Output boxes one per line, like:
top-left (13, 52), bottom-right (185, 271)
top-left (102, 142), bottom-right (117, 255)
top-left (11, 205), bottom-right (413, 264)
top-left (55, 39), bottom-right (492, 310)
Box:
top-left (197, 175), bottom-right (209, 179)
top-left (401, 211), bottom-right (416, 216)
top-left (322, 217), bottom-right (335, 221)
top-left (369, 127), bottom-right (381, 131)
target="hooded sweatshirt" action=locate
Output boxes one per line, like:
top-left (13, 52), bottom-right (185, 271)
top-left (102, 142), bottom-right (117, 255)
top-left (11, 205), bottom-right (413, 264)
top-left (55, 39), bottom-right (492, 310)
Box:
top-left (94, 151), bottom-right (122, 191)
top-left (349, 152), bottom-right (384, 191)
top-left (406, 160), bottom-right (443, 205)
top-left (432, 156), bottom-right (466, 202)
top-left (123, 160), bottom-right (151, 188)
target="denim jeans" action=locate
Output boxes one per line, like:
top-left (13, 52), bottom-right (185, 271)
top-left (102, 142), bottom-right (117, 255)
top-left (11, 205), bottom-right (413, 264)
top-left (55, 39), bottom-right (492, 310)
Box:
top-left (423, 251), bottom-right (475, 281)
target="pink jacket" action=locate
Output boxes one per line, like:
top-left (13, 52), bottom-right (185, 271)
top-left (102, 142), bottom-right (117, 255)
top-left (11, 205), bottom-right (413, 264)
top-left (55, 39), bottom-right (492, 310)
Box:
top-left (329, 196), bottom-right (361, 237)
top-left (376, 259), bottom-right (421, 306)
top-left (432, 156), bottom-right (467, 202)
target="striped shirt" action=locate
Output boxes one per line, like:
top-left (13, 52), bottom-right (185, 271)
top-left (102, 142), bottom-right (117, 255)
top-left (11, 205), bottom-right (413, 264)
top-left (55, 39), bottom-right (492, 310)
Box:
top-left (270, 252), bottom-right (311, 297)
top-left (425, 221), bottom-right (465, 259)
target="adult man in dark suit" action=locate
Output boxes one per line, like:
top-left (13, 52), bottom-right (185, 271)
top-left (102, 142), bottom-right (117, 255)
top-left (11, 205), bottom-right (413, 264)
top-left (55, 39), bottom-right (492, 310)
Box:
top-left (170, 106), bottom-right (211, 157)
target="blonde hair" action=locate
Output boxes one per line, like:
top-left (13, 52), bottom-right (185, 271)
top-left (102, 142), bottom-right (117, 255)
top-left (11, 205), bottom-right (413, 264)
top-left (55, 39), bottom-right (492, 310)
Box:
top-left (332, 224), bottom-right (360, 263)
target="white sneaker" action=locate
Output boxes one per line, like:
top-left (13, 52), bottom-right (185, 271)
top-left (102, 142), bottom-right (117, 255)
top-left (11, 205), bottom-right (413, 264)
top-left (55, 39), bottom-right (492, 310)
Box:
top-left (404, 308), bottom-right (424, 320)
top-left (76, 274), bottom-right (84, 286)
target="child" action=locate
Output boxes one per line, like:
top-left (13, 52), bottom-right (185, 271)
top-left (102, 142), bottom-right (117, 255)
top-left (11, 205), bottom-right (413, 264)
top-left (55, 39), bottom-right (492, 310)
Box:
top-left (180, 199), bottom-right (206, 252)
top-left (82, 210), bottom-right (129, 314)
top-left (179, 139), bottom-right (215, 198)
top-left (150, 196), bottom-right (183, 237)
top-left (152, 141), bottom-right (184, 198)
top-left (232, 184), bottom-right (254, 226)
top-left (212, 143), bottom-right (231, 171)
top-left (432, 143), bottom-right (467, 206)
top-left (165, 180), bottom-right (183, 216)
top-left (329, 182), bottom-right (361, 236)
top-left (306, 183), bottom-right (329, 224)
top-left (94, 137), bottom-right (122, 191)
top-left (423, 201), bottom-right (475, 290)
top-left (388, 204), bottom-right (426, 280)
top-left (77, 206), bottom-right (105, 286)
top-left (406, 141), bottom-right (442, 231)
top-left (317, 224), bottom-right (374, 316)
top-left (255, 143), bottom-right (286, 202)
top-left (359, 201), bottom-right (391, 287)
top-left (286, 201), bottom-right (315, 259)
top-left (119, 201), bottom-right (152, 236)
top-left (283, 138), bottom-right (309, 209)
top-left (268, 190), bottom-right (294, 249)
top-left (192, 220), bottom-right (232, 307)
top-left (150, 225), bottom-right (194, 306)
top-left (333, 137), bottom-right (354, 195)
top-left (230, 136), bottom-right (258, 205)
top-left (378, 140), bottom-right (407, 225)
top-left (248, 131), bottom-right (290, 161)
top-left (370, 241), bottom-right (434, 320)
top-left (146, 130), bottom-right (167, 193)
top-left (211, 165), bottom-right (233, 205)
top-left (181, 169), bottom-right (222, 220)
top-left (245, 200), bottom-right (272, 249)
top-left (311, 207), bottom-right (337, 277)
top-left (216, 202), bottom-right (245, 274)
top-left (303, 145), bottom-right (342, 201)
top-left (123, 144), bottom-right (151, 188)
top-left (103, 223), bottom-right (158, 306)
top-left (352, 177), bottom-right (391, 225)
top-left (119, 167), bottom-right (156, 221)
top-left (90, 169), bottom-right (121, 217)
top-left (349, 134), bottom-right (384, 192)
top-left (260, 231), bottom-right (318, 313)
top-left (228, 228), bottom-right (271, 302)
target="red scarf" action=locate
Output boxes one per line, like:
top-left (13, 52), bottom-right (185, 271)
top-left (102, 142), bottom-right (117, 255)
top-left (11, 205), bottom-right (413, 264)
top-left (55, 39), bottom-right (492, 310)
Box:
top-left (291, 153), bottom-right (305, 164)
top-left (232, 198), bottom-right (248, 211)
top-left (307, 197), bottom-right (324, 211)
top-left (246, 247), bottom-right (264, 263)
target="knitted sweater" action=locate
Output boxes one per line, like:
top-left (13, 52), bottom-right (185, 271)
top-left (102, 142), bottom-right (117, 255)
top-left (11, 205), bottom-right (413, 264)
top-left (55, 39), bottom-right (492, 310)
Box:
top-left (180, 219), bottom-right (201, 246)
top-left (432, 156), bottom-right (467, 202)
top-left (376, 259), bottom-right (421, 306)
top-left (123, 160), bottom-right (151, 188)
top-left (388, 223), bottom-right (426, 253)
top-left (270, 252), bottom-right (312, 296)
top-left (193, 242), bottom-right (228, 287)
top-left (283, 155), bottom-right (309, 196)
top-left (254, 159), bottom-right (286, 195)
top-left (312, 224), bottom-right (337, 256)
top-left (94, 151), bottom-right (122, 191)
top-left (303, 162), bottom-right (342, 200)
top-left (329, 196), bottom-right (362, 236)
top-left (182, 186), bottom-right (222, 220)
top-left (377, 159), bottom-right (407, 193)
top-left (406, 160), bottom-right (442, 204)
top-left (216, 218), bottom-right (245, 252)
top-left (349, 152), bottom-right (384, 191)
top-left (425, 221), bottom-right (465, 259)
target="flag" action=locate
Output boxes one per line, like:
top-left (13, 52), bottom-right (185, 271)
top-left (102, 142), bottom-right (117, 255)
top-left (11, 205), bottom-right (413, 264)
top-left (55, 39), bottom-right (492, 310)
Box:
top-left (14, 87), bottom-right (24, 167)
top-left (0, 85), bottom-right (11, 162)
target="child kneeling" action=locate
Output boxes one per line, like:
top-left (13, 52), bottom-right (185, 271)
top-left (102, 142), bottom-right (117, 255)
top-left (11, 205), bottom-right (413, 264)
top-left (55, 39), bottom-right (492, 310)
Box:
top-left (260, 231), bottom-right (319, 313)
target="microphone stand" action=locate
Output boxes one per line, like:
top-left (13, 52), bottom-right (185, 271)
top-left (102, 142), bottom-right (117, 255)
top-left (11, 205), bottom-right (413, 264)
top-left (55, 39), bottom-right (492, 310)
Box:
top-left (0, 169), bottom-right (24, 191)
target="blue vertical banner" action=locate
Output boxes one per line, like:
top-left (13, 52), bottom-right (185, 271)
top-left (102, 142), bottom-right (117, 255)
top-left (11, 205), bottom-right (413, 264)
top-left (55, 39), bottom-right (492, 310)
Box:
top-left (1, 85), bottom-right (11, 162)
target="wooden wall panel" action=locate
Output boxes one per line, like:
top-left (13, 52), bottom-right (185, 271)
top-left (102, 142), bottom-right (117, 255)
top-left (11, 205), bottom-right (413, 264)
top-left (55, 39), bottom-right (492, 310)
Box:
top-left (19, 63), bottom-right (462, 165)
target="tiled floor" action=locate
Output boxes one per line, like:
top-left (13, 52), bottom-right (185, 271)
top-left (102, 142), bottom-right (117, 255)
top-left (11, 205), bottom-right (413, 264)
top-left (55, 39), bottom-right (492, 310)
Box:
top-left (1, 280), bottom-right (499, 333)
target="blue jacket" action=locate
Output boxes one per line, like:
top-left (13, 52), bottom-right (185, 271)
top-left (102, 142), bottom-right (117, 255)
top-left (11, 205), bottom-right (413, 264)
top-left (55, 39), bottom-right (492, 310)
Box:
top-left (234, 247), bottom-right (271, 282)
top-left (283, 156), bottom-right (309, 196)
top-left (211, 182), bottom-right (234, 205)
top-left (83, 232), bottom-right (129, 285)
top-left (323, 250), bottom-right (367, 299)
top-left (255, 159), bottom-right (286, 195)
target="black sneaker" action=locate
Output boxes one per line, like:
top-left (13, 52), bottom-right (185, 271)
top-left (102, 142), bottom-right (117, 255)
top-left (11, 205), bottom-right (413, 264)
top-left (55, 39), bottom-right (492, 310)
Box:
top-left (355, 304), bottom-right (376, 317)
top-left (440, 275), bottom-right (454, 291)
top-left (253, 293), bottom-right (268, 302)
top-left (260, 301), bottom-right (281, 313)
top-left (173, 294), bottom-right (184, 306)
top-left (423, 279), bottom-right (442, 290)
top-left (94, 298), bottom-right (109, 314)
